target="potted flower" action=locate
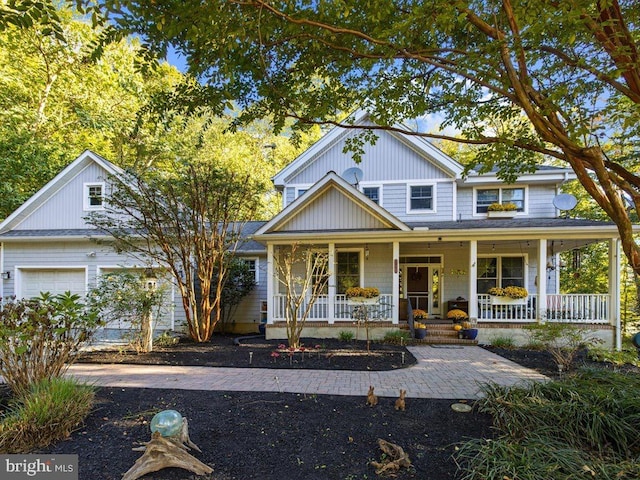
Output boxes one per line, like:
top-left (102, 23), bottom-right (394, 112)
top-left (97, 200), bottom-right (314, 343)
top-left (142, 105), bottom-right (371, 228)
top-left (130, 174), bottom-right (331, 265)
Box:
top-left (487, 202), bottom-right (518, 218)
top-left (460, 320), bottom-right (479, 340)
top-left (489, 286), bottom-right (528, 305)
top-left (446, 309), bottom-right (468, 323)
top-left (413, 321), bottom-right (428, 340)
top-left (412, 309), bottom-right (428, 339)
top-left (346, 286), bottom-right (380, 304)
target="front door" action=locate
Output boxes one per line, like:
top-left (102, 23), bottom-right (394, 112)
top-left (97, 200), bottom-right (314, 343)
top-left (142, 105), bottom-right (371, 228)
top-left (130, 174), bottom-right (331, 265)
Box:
top-left (402, 264), bottom-right (442, 317)
top-left (406, 266), bottom-right (429, 312)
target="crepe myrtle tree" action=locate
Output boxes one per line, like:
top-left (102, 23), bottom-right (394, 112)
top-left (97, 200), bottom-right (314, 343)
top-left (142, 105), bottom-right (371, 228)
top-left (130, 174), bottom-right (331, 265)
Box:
top-left (274, 243), bottom-right (329, 349)
top-left (74, 0), bottom-right (640, 276)
top-left (86, 160), bottom-right (265, 342)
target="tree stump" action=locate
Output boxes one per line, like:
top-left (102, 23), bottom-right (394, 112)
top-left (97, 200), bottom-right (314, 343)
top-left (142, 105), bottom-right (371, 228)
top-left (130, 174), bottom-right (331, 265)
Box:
top-left (122, 418), bottom-right (212, 480)
top-left (370, 438), bottom-right (412, 476)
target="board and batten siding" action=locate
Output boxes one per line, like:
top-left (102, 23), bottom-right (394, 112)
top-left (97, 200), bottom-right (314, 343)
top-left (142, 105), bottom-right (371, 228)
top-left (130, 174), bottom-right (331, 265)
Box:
top-left (18, 163), bottom-right (111, 230)
top-left (277, 189), bottom-right (390, 232)
top-left (285, 130), bottom-right (453, 190)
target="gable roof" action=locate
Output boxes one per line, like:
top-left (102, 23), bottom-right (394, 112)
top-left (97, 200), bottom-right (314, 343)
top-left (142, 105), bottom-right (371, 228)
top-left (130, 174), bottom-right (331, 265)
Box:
top-left (255, 171), bottom-right (410, 236)
top-left (271, 109), bottom-right (464, 188)
top-left (0, 150), bottom-right (123, 234)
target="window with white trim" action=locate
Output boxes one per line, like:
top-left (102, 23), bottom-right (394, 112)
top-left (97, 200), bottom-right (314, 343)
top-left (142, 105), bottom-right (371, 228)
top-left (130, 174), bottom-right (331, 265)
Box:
top-left (240, 258), bottom-right (259, 284)
top-left (362, 186), bottom-right (380, 204)
top-left (408, 184), bottom-right (434, 212)
top-left (84, 183), bottom-right (104, 210)
top-left (336, 251), bottom-right (361, 294)
top-left (476, 187), bottom-right (525, 213)
top-left (477, 256), bottom-right (525, 293)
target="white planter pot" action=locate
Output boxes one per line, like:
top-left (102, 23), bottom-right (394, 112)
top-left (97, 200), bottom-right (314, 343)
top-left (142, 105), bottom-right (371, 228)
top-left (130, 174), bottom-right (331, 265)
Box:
top-left (487, 211), bottom-right (517, 219)
top-left (347, 296), bottom-right (379, 305)
top-left (490, 296), bottom-right (527, 305)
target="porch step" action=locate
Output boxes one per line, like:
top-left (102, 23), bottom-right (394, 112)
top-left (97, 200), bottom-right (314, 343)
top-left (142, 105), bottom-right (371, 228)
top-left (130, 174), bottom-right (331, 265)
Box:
top-left (401, 322), bottom-right (479, 346)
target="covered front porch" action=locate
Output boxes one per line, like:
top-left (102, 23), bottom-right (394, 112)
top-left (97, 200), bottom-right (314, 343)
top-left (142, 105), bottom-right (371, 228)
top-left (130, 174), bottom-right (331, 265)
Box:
top-left (263, 235), bottom-right (621, 347)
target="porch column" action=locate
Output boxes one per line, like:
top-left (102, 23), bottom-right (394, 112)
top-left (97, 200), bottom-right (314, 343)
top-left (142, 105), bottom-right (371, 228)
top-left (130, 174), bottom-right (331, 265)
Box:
top-left (266, 244), bottom-right (274, 324)
top-left (609, 238), bottom-right (621, 350)
top-left (469, 240), bottom-right (477, 319)
top-left (537, 239), bottom-right (547, 323)
top-left (328, 243), bottom-right (336, 324)
top-left (392, 241), bottom-right (399, 324)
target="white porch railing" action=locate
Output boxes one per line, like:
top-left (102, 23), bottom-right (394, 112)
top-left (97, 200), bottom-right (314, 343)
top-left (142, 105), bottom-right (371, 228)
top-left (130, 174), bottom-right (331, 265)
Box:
top-left (545, 294), bottom-right (609, 323)
top-left (477, 294), bottom-right (609, 323)
top-left (271, 294), bottom-right (393, 322)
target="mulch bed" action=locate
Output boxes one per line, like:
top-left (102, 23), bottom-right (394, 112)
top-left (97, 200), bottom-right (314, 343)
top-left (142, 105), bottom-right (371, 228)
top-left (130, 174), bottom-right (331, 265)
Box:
top-left (7, 336), bottom-right (637, 480)
top-left (77, 335), bottom-right (418, 371)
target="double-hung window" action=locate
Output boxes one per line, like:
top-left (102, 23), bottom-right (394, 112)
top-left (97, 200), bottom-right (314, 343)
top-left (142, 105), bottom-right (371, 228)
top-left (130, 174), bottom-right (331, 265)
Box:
top-left (476, 187), bottom-right (525, 213)
top-left (408, 184), bottom-right (435, 212)
top-left (477, 256), bottom-right (525, 293)
top-left (84, 183), bottom-right (105, 210)
top-left (362, 186), bottom-right (380, 204)
top-left (336, 251), bottom-right (361, 294)
top-left (240, 258), bottom-right (259, 284)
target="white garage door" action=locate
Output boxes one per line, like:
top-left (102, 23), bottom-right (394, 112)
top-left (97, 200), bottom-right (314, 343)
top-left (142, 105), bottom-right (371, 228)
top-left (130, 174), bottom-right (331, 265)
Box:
top-left (20, 269), bottom-right (86, 298)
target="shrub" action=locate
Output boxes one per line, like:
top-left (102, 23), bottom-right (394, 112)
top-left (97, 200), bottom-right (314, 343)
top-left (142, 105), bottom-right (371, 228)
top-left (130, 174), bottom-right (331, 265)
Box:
top-left (0, 378), bottom-right (95, 453)
top-left (456, 371), bottom-right (640, 479)
top-left (588, 347), bottom-right (640, 367)
top-left (0, 292), bottom-right (102, 396)
top-left (383, 330), bottom-right (412, 344)
top-left (154, 330), bottom-right (180, 347)
top-left (338, 330), bottom-right (354, 342)
top-left (524, 322), bottom-right (600, 372)
top-left (491, 336), bottom-right (516, 349)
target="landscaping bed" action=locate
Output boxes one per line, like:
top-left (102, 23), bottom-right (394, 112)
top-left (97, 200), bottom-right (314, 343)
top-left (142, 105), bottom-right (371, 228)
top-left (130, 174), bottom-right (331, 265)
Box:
top-left (9, 336), bottom-right (638, 480)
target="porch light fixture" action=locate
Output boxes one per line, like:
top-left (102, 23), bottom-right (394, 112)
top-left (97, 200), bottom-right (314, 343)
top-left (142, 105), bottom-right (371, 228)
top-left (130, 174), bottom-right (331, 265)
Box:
top-left (1, 271), bottom-right (10, 280)
top-left (365, 244), bottom-right (370, 260)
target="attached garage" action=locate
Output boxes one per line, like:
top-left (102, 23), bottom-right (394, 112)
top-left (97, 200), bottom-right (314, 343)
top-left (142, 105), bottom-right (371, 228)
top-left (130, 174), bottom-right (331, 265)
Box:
top-left (19, 268), bottom-right (87, 298)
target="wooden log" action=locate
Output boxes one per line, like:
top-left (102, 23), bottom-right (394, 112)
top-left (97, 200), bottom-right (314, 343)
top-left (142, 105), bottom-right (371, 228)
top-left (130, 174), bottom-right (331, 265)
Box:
top-left (122, 419), bottom-right (212, 480)
top-left (370, 438), bottom-right (412, 475)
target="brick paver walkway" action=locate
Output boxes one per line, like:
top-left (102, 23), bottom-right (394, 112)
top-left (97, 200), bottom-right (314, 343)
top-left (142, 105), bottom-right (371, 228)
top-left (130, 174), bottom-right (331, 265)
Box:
top-left (66, 346), bottom-right (547, 400)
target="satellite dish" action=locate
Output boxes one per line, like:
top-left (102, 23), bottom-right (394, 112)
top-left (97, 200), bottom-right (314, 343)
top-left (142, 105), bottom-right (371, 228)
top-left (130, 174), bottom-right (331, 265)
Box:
top-left (553, 194), bottom-right (577, 211)
top-left (341, 167), bottom-right (364, 187)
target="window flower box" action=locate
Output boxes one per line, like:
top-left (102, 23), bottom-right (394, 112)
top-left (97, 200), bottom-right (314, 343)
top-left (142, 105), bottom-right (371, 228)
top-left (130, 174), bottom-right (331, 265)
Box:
top-left (487, 210), bottom-right (517, 219)
top-left (487, 202), bottom-right (518, 218)
top-left (346, 287), bottom-right (380, 305)
top-left (490, 296), bottom-right (527, 305)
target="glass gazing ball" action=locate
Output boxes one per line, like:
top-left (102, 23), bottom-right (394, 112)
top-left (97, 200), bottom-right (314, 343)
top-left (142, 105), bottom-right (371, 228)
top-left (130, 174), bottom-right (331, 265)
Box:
top-left (150, 410), bottom-right (183, 437)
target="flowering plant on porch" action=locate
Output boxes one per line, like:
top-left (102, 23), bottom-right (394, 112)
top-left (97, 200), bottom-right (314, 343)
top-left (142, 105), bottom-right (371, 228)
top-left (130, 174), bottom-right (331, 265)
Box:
top-left (345, 287), bottom-right (380, 299)
top-left (488, 286), bottom-right (528, 299)
top-left (446, 309), bottom-right (468, 321)
top-left (412, 309), bottom-right (428, 320)
top-left (487, 202), bottom-right (518, 211)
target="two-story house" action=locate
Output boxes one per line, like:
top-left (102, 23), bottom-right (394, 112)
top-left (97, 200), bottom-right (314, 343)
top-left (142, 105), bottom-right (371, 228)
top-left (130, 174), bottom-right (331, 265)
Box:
top-left (0, 111), bottom-right (623, 347)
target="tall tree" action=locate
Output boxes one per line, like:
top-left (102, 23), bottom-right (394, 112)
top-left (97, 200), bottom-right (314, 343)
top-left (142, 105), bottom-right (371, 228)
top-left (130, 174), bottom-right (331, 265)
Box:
top-left (87, 158), bottom-right (266, 342)
top-left (0, 4), bottom-right (183, 219)
top-left (80, 0), bottom-right (640, 275)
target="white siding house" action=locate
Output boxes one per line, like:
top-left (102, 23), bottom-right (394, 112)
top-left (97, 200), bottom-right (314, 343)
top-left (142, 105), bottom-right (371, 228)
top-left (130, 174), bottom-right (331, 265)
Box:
top-left (0, 111), bottom-right (629, 347)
